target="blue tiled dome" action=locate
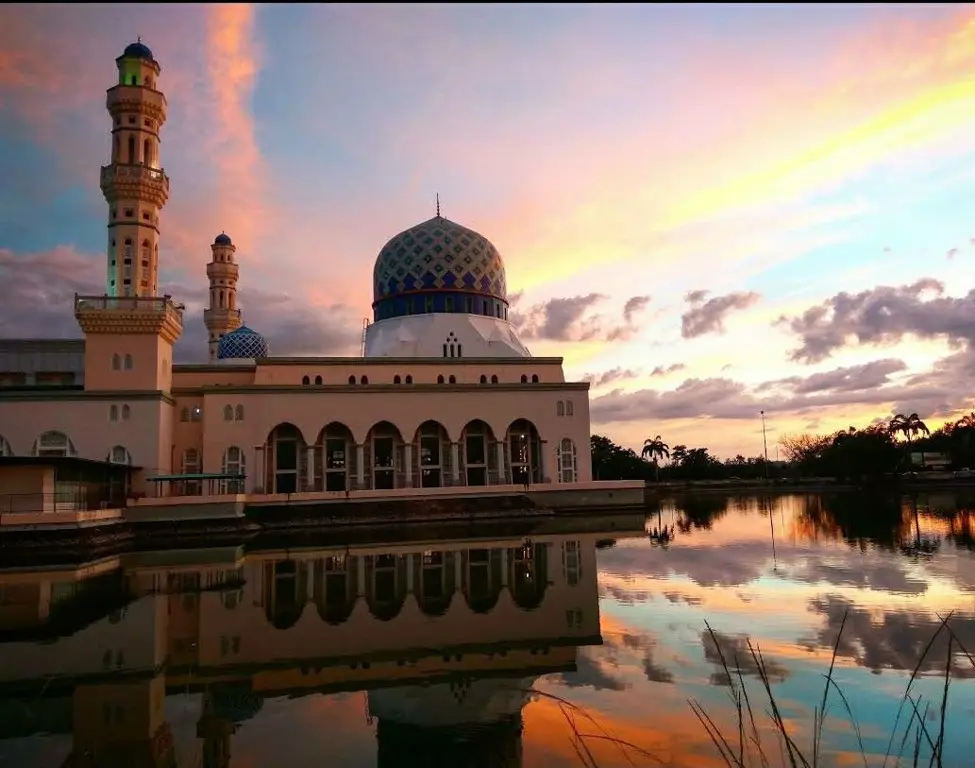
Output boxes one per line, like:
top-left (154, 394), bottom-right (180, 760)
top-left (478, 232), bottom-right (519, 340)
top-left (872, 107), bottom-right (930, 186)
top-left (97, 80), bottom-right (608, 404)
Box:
top-left (373, 216), bottom-right (507, 304)
top-left (122, 41), bottom-right (154, 60)
top-left (214, 233), bottom-right (232, 246)
top-left (218, 325), bottom-right (269, 360)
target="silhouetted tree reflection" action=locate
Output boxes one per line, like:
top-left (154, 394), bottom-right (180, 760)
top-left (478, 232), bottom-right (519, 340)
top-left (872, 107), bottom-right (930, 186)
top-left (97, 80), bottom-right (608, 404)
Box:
top-left (674, 495), bottom-right (729, 534)
top-left (798, 493), bottom-right (908, 549)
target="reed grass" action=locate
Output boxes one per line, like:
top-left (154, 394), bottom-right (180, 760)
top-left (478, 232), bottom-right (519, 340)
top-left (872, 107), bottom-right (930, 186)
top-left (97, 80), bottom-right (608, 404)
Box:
top-left (688, 609), bottom-right (964, 768)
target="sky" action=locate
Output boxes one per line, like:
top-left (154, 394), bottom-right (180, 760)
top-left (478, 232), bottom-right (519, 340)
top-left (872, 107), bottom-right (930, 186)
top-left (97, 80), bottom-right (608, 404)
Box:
top-left (2, 3), bottom-right (975, 458)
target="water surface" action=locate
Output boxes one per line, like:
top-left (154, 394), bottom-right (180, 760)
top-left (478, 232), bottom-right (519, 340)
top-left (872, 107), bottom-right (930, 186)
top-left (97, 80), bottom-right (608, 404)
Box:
top-left (1, 492), bottom-right (974, 766)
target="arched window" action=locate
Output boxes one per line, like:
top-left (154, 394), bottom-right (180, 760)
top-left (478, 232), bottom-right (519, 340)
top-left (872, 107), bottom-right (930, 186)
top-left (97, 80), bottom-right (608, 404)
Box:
top-left (108, 446), bottom-right (131, 465)
top-left (491, 375), bottom-right (498, 384)
top-left (113, 135), bottom-right (120, 162)
top-left (437, 375), bottom-right (445, 384)
top-left (314, 375), bottom-right (322, 385)
top-left (112, 353), bottom-right (121, 371)
top-left (121, 405), bottom-right (131, 421)
top-left (235, 405), bottom-right (244, 421)
top-left (124, 354), bottom-right (133, 370)
top-left (520, 374), bottom-right (528, 383)
top-left (302, 375), bottom-right (310, 386)
top-left (479, 375), bottom-right (487, 384)
top-left (394, 375), bottom-right (401, 384)
top-left (219, 290), bottom-right (225, 309)
top-left (127, 135), bottom-right (135, 163)
top-left (405, 375), bottom-right (413, 384)
top-left (109, 404), bottom-right (119, 422)
top-left (448, 375), bottom-right (456, 384)
top-left (566, 400), bottom-right (574, 416)
top-left (31, 431), bottom-right (76, 458)
top-left (224, 404), bottom-right (234, 421)
top-left (0, 435), bottom-right (12, 457)
top-left (143, 138), bottom-right (152, 167)
top-left (180, 407), bottom-right (189, 422)
top-left (556, 401), bottom-right (565, 417)
top-left (222, 446), bottom-right (246, 493)
top-left (360, 375), bottom-right (369, 385)
top-left (532, 374), bottom-right (539, 383)
top-left (348, 375), bottom-right (356, 385)
top-left (558, 438), bottom-right (578, 483)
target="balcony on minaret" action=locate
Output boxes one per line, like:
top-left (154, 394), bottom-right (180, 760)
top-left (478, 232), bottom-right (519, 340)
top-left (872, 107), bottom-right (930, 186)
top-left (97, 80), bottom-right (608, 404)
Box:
top-left (100, 164), bottom-right (169, 205)
top-left (106, 83), bottom-right (167, 121)
top-left (74, 294), bottom-right (184, 344)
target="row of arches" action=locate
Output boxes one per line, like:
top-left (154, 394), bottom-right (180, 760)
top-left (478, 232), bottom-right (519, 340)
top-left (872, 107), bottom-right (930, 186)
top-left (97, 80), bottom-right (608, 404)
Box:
top-left (261, 544), bottom-right (550, 630)
top-left (296, 374), bottom-right (544, 386)
top-left (111, 354), bottom-right (134, 371)
top-left (258, 418), bottom-right (560, 492)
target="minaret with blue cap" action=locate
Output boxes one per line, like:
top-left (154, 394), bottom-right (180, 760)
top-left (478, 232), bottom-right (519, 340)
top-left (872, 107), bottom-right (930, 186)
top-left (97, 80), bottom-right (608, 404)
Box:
top-left (204, 232), bottom-right (243, 361)
top-left (101, 38), bottom-right (169, 298)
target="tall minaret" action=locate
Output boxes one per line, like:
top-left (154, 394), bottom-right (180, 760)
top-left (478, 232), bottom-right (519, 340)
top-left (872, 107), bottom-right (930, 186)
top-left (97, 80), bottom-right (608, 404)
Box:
top-left (203, 233), bottom-right (243, 361)
top-left (101, 39), bottom-right (169, 298)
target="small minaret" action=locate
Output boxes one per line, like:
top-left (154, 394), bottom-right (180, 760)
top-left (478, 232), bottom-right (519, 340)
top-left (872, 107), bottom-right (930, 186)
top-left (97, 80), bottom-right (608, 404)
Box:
top-left (101, 39), bottom-right (169, 298)
top-left (203, 233), bottom-right (243, 361)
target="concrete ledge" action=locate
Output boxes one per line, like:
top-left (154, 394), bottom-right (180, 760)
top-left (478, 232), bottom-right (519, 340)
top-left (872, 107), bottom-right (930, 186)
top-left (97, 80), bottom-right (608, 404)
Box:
top-left (0, 508), bottom-right (124, 530)
top-left (124, 500), bottom-right (246, 523)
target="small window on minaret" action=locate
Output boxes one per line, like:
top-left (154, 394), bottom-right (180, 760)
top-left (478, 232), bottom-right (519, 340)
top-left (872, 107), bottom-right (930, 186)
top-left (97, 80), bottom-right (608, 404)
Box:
top-left (129, 75), bottom-right (137, 85)
top-left (127, 136), bottom-right (135, 163)
top-left (112, 354), bottom-right (121, 371)
top-left (121, 405), bottom-right (130, 421)
top-left (124, 354), bottom-right (133, 370)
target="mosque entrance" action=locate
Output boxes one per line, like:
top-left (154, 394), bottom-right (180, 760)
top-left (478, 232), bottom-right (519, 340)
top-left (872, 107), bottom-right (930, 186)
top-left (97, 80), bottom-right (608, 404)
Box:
top-left (269, 423), bottom-right (302, 494)
top-left (319, 423), bottom-right (352, 492)
top-left (462, 420), bottom-right (491, 486)
top-left (417, 421), bottom-right (444, 488)
top-left (507, 419), bottom-right (542, 486)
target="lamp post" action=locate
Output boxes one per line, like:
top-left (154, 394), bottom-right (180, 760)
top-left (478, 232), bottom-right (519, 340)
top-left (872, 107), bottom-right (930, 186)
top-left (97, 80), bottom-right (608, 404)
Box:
top-left (760, 410), bottom-right (770, 484)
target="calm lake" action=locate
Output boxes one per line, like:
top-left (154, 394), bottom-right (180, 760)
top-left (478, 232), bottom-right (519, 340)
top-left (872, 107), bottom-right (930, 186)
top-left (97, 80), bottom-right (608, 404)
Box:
top-left (1, 491), bottom-right (975, 767)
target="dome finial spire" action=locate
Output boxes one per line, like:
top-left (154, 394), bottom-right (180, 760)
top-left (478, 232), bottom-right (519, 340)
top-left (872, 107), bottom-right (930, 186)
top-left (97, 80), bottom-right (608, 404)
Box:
top-left (436, 193), bottom-right (440, 218)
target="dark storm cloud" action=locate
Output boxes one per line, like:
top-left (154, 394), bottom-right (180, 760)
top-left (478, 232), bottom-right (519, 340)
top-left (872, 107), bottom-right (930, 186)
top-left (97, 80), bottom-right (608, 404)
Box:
top-left (650, 363), bottom-right (686, 377)
top-left (702, 629), bottom-right (789, 686)
top-left (681, 290), bottom-right (761, 339)
top-left (778, 279), bottom-right (975, 364)
top-left (583, 367), bottom-right (642, 387)
top-left (803, 594), bottom-right (975, 678)
top-left (622, 295), bottom-right (651, 323)
top-left (511, 292), bottom-right (652, 342)
top-left (589, 356), bottom-right (965, 425)
top-left (762, 358), bottom-right (908, 395)
top-left (0, 247), bottom-right (360, 362)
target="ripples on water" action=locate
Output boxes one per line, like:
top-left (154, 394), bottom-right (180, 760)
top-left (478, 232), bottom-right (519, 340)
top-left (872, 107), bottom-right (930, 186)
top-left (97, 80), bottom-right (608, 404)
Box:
top-left (1, 492), bottom-right (974, 767)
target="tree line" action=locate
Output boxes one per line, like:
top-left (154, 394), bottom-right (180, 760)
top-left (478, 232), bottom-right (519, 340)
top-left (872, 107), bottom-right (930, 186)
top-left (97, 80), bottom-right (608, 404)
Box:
top-left (591, 411), bottom-right (975, 482)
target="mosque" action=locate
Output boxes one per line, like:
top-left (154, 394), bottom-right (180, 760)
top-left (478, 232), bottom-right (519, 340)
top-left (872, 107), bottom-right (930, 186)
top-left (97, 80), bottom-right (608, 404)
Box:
top-left (0, 41), bottom-right (593, 500)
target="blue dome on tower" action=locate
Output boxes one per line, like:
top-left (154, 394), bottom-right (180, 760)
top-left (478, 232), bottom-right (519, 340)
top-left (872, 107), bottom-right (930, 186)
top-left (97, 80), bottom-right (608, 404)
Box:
top-left (214, 233), bottom-right (233, 246)
top-left (218, 325), bottom-right (269, 360)
top-left (372, 216), bottom-right (509, 322)
top-left (122, 41), bottom-right (154, 61)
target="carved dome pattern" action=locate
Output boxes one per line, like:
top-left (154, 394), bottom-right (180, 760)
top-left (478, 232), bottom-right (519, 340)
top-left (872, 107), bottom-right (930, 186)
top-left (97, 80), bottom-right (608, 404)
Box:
top-left (218, 325), bottom-right (269, 360)
top-left (373, 217), bottom-right (507, 303)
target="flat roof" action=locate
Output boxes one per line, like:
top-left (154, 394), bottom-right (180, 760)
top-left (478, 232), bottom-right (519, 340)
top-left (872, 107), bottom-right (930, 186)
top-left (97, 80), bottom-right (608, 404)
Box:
top-left (146, 472), bottom-right (245, 482)
top-left (0, 456), bottom-right (141, 471)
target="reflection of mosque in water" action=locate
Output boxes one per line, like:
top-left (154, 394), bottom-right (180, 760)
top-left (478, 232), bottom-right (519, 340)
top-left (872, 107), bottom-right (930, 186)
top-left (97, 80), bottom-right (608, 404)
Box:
top-left (0, 529), bottom-right (619, 767)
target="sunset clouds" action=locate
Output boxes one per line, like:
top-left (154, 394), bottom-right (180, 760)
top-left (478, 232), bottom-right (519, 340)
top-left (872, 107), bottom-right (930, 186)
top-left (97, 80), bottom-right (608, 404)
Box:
top-left (2, 4), bottom-right (975, 455)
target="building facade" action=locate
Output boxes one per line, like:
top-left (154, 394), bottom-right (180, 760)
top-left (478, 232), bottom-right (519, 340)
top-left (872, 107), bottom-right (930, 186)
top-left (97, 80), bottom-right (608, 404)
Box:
top-left (0, 41), bottom-right (593, 499)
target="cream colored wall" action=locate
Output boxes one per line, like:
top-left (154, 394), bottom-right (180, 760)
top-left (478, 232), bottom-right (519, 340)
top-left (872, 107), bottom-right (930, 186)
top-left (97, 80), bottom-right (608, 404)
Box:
top-left (0, 399), bottom-right (167, 475)
top-left (172, 368), bottom-right (254, 388)
top-left (83, 333), bottom-right (174, 392)
top-left (194, 384), bottom-right (590, 480)
top-left (0, 466), bottom-right (49, 495)
top-left (250, 359), bottom-right (566, 386)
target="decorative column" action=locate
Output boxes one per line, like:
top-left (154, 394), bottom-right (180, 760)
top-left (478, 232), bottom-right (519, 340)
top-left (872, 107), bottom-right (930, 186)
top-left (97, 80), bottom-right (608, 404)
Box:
top-left (306, 446), bottom-right (316, 491)
top-left (406, 554), bottom-right (415, 591)
top-left (356, 444), bottom-right (365, 490)
top-left (500, 548), bottom-right (508, 586)
top-left (357, 556), bottom-right (366, 596)
top-left (496, 441), bottom-right (506, 484)
top-left (537, 440), bottom-right (547, 484)
top-left (450, 442), bottom-right (461, 485)
top-left (403, 443), bottom-right (413, 488)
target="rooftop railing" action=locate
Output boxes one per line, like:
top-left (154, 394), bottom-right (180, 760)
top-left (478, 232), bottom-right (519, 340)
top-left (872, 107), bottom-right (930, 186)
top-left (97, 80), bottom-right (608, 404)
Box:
top-left (75, 294), bottom-right (185, 320)
top-left (100, 164), bottom-right (169, 192)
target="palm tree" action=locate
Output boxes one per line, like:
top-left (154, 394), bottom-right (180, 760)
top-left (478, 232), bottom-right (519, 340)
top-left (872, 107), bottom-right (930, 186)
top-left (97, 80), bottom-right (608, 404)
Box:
top-left (888, 412), bottom-right (930, 469)
top-left (641, 435), bottom-right (670, 483)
